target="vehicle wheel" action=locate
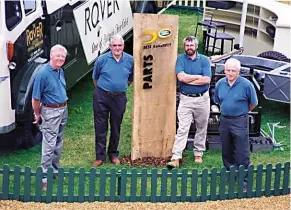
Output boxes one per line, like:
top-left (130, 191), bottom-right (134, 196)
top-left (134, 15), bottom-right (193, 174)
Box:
top-left (18, 91), bottom-right (42, 149)
top-left (0, 129), bottom-right (22, 151)
top-left (257, 51), bottom-right (290, 62)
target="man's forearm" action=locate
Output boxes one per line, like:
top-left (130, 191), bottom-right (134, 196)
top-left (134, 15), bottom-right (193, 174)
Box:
top-left (186, 77), bottom-right (211, 85)
top-left (32, 98), bottom-right (41, 115)
top-left (177, 72), bottom-right (202, 83)
top-left (249, 104), bottom-right (257, 111)
top-left (93, 79), bottom-right (97, 87)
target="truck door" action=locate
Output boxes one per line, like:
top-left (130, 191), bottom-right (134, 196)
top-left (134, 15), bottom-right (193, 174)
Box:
top-left (46, 2), bottom-right (87, 89)
top-left (0, 0), bottom-right (44, 148)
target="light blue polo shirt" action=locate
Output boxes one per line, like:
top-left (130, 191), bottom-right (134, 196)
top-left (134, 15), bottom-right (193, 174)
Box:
top-left (214, 76), bottom-right (258, 117)
top-left (176, 53), bottom-right (211, 94)
top-left (92, 51), bottom-right (134, 92)
top-left (32, 63), bottom-right (68, 104)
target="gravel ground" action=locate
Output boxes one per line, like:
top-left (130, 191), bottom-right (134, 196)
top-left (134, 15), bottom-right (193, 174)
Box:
top-left (0, 195), bottom-right (290, 210)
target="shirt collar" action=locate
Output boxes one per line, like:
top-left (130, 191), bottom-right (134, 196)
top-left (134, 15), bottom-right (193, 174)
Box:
top-left (184, 52), bottom-right (200, 61)
top-left (109, 51), bottom-right (124, 61)
top-left (224, 75), bottom-right (241, 86)
top-left (48, 63), bottom-right (61, 72)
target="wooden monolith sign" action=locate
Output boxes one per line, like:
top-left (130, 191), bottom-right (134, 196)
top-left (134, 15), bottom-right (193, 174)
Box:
top-left (132, 14), bottom-right (178, 160)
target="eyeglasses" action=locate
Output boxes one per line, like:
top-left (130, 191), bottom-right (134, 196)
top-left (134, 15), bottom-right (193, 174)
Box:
top-left (112, 44), bottom-right (123, 47)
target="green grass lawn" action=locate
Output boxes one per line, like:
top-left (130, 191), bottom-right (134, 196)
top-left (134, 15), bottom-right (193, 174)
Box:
top-left (0, 8), bottom-right (290, 172)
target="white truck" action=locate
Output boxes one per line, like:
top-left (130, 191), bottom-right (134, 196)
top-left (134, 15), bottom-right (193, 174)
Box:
top-left (0, 0), bottom-right (171, 149)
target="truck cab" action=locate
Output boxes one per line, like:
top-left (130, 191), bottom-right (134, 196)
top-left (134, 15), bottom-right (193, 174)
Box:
top-left (0, 0), bottom-right (170, 149)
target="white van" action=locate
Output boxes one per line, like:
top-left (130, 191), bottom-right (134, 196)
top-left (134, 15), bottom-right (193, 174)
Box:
top-left (0, 0), bottom-right (170, 149)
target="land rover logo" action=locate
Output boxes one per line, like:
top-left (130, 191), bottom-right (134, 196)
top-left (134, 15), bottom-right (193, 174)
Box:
top-left (143, 27), bottom-right (172, 45)
top-left (158, 28), bottom-right (171, 38)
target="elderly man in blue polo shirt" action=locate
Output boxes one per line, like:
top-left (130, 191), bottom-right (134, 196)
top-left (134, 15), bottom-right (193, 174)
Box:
top-left (32, 44), bottom-right (68, 191)
top-left (92, 34), bottom-right (134, 167)
top-left (167, 36), bottom-right (211, 169)
top-left (214, 58), bottom-right (258, 186)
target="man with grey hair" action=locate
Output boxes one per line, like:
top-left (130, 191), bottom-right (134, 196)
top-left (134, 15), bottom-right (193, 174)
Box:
top-left (92, 34), bottom-right (133, 167)
top-left (32, 44), bottom-right (68, 191)
top-left (167, 35), bottom-right (211, 169)
top-left (214, 58), bottom-right (258, 189)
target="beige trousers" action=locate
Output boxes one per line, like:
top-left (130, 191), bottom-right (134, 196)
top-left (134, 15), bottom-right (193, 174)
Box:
top-left (172, 91), bottom-right (210, 160)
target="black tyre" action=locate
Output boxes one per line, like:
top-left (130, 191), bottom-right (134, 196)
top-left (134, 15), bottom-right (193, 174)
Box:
top-left (0, 129), bottom-right (22, 151)
top-left (257, 51), bottom-right (290, 62)
top-left (18, 89), bottom-right (42, 149)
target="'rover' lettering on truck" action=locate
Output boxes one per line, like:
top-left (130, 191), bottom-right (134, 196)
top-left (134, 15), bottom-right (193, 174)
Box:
top-left (73, 0), bottom-right (133, 64)
top-left (84, 0), bottom-right (120, 35)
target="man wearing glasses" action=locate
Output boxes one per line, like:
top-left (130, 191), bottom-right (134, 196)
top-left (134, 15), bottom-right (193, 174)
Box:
top-left (167, 36), bottom-right (211, 169)
top-left (92, 34), bottom-right (134, 167)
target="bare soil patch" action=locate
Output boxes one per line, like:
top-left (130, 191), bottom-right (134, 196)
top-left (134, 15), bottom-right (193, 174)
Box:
top-left (0, 195), bottom-right (289, 210)
top-left (120, 155), bottom-right (184, 167)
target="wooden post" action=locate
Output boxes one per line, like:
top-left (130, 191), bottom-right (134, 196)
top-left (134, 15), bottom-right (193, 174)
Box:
top-left (132, 14), bottom-right (178, 160)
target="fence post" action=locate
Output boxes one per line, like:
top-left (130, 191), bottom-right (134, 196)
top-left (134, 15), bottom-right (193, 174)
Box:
top-left (170, 168), bottom-right (178, 202)
top-left (57, 167), bottom-right (64, 202)
top-left (201, 168), bottom-right (208, 202)
top-left (210, 168), bottom-right (217, 201)
top-left (219, 167), bottom-right (227, 200)
top-left (265, 164), bottom-right (272, 197)
top-left (35, 167), bottom-right (42, 202)
top-left (246, 165), bottom-right (254, 198)
top-left (99, 168), bottom-right (106, 202)
top-left (130, 168), bottom-right (137, 202)
top-left (151, 168), bottom-right (158, 202)
top-left (109, 168), bottom-right (116, 201)
top-left (181, 168), bottom-right (188, 202)
top-left (68, 168), bottom-right (75, 202)
top-left (24, 166), bottom-right (32, 202)
top-left (140, 168), bottom-right (148, 202)
top-left (274, 163), bottom-right (282, 196)
top-left (255, 164), bottom-right (263, 197)
top-left (160, 168), bottom-right (168, 202)
top-left (2, 164), bottom-right (10, 200)
top-left (78, 167), bottom-right (86, 202)
top-left (89, 168), bottom-right (96, 202)
top-left (228, 167), bottom-right (236, 199)
top-left (282, 162), bottom-right (290, 195)
top-left (237, 165), bottom-right (245, 199)
top-left (46, 167), bottom-right (53, 203)
top-left (191, 168), bottom-right (198, 202)
top-left (120, 168), bottom-right (127, 202)
top-left (13, 165), bottom-right (21, 201)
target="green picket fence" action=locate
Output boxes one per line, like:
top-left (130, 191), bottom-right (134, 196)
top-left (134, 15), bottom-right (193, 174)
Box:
top-left (0, 163), bottom-right (290, 203)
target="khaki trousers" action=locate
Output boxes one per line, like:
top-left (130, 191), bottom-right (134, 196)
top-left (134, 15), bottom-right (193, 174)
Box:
top-left (172, 91), bottom-right (210, 160)
top-left (40, 106), bottom-right (68, 183)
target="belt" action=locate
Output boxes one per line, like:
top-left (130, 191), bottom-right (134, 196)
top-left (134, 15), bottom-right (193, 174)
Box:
top-left (105, 91), bottom-right (125, 96)
top-left (99, 87), bottom-right (125, 96)
top-left (181, 91), bottom-right (206, 97)
top-left (222, 114), bottom-right (248, 119)
top-left (43, 102), bottom-right (67, 108)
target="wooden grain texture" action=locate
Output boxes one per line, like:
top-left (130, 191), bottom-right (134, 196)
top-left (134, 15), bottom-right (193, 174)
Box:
top-left (132, 13), bottom-right (179, 160)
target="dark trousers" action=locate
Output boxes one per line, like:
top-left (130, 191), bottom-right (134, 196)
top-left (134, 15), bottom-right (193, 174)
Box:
top-left (219, 115), bottom-right (250, 171)
top-left (93, 87), bottom-right (127, 161)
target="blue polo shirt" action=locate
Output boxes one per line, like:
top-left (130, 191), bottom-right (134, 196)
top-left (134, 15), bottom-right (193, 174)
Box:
top-left (214, 76), bottom-right (258, 117)
top-left (92, 51), bottom-right (134, 92)
top-left (176, 53), bottom-right (211, 94)
top-left (32, 63), bottom-right (68, 104)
